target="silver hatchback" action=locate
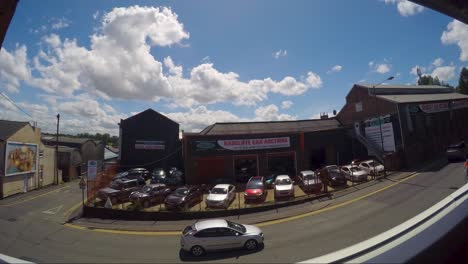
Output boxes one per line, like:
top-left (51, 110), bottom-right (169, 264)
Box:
top-left (180, 219), bottom-right (264, 256)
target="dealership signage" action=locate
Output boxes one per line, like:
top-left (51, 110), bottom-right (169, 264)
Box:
top-left (364, 116), bottom-right (396, 153)
top-left (419, 100), bottom-right (468, 114)
top-left (4, 142), bottom-right (38, 176)
top-left (87, 160), bottom-right (97, 180)
top-left (135, 140), bottom-right (165, 150)
top-left (217, 137), bottom-right (290, 151)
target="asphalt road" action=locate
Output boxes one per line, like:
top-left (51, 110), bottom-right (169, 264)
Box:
top-left (0, 161), bottom-right (466, 263)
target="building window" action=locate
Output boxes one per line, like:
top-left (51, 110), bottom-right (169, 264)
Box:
top-left (39, 151), bottom-right (44, 158)
top-left (234, 156), bottom-right (257, 182)
top-left (355, 102), bottom-right (363, 112)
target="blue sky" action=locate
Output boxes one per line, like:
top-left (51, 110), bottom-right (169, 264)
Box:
top-left (0, 0), bottom-right (467, 135)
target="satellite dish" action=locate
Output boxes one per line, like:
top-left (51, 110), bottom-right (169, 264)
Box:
top-left (333, 109), bottom-right (337, 116)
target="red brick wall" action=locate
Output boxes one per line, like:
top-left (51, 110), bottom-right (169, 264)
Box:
top-left (337, 87), bottom-right (398, 125)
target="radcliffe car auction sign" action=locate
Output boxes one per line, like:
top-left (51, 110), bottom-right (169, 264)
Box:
top-left (217, 137), bottom-right (290, 151)
top-left (5, 142), bottom-right (38, 176)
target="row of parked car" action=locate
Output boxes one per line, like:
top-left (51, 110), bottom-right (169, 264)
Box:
top-left (97, 159), bottom-right (384, 210)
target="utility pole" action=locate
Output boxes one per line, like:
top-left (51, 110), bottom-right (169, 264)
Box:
top-left (55, 114), bottom-right (60, 185)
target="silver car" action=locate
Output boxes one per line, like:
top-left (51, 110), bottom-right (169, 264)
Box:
top-left (359, 160), bottom-right (384, 176)
top-left (180, 219), bottom-right (264, 256)
top-left (206, 184), bottom-right (236, 209)
top-left (274, 175), bottom-right (295, 199)
top-left (341, 165), bottom-right (368, 182)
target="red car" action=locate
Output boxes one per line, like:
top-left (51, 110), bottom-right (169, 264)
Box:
top-left (244, 176), bottom-right (267, 202)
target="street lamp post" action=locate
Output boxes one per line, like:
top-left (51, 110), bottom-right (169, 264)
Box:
top-left (55, 113), bottom-right (60, 185)
top-left (372, 76), bottom-right (394, 177)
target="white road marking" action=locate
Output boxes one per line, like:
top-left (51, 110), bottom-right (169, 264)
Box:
top-left (42, 205), bottom-right (63, 215)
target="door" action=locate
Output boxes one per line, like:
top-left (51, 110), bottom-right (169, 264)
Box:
top-left (216, 228), bottom-right (242, 249)
top-left (194, 228), bottom-right (219, 250)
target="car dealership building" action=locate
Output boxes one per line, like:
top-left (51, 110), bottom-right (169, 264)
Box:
top-left (182, 119), bottom-right (361, 185)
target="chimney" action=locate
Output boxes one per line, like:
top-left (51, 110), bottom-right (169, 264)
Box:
top-left (320, 112), bottom-right (329, 119)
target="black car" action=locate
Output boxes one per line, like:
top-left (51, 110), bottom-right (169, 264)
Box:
top-left (164, 186), bottom-right (203, 211)
top-left (446, 141), bottom-right (467, 162)
top-left (129, 184), bottom-right (172, 208)
top-left (151, 168), bottom-right (167, 184)
top-left (324, 165), bottom-right (347, 186)
top-left (113, 171), bottom-right (146, 185)
top-left (127, 168), bottom-right (151, 180)
top-left (98, 178), bottom-right (144, 204)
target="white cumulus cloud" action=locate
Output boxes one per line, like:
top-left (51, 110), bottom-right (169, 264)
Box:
top-left (305, 71), bottom-right (323, 88)
top-left (281, 100), bottom-right (293, 109)
top-left (432, 58), bottom-right (444, 67)
top-left (375, 63), bottom-right (391, 74)
top-left (0, 45), bottom-right (31, 93)
top-left (441, 20), bottom-right (468, 62)
top-left (328, 65), bottom-right (342, 74)
top-left (431, 66), bottom-right (456, 82)
top-left (273, 49), bottom-right (287, 59)
top-left (384, 0), bottom-right (424, 16)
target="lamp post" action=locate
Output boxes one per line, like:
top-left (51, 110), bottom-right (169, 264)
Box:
top-left (55, 114), bottom-right (60, 185)
top-left (372, 76), bottom-right (394, 177)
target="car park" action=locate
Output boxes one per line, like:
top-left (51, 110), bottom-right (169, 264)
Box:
top-left (150, 168), bottom-right (167, 184)
top-left (273, 175), bottom-right (295, 199)
top-left (265, 174), bottom-right (276, 188)
top-left (129, 184), bottom-right (172, 208)
top-left (206, 184), bottom-right (236, 209)
top-left (113, 171), bottom-right (146, 185)
top-left (164, 186), bottom-right (203, 211)
top-left (298, 170), bottom-right (322, 193)
top-left (98, 178), bottom-right (144, 205)
top-left (359, 160), bottom-right (384, 176)
top-left (341, 165), bottom-right (368, 182)
top-left (324, 165), bottom-right (347, 186)
top-left (244, 176), bottom-right (267, 202)
top-left (446, 141), bottom-right (468, 162)
top-left (180, 219), bottom-right (264, 256)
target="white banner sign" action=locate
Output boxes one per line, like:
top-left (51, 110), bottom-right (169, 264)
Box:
top-left (217, 137), bottom-right (290, 151)
top-left (419, 100), bottom-right (468, 114)
top-left (365, 122), bottom-right (396, 152)
top-left (87, 160), bottom-right (97, 180)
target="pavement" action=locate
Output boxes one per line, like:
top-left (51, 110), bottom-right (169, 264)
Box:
top-left (0, 158), bottom-right (466, 263)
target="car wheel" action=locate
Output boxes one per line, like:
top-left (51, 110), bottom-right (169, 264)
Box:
top-left (190, 245), bottom-right (205, 257)
top-left (244, 239), bottom-right (258, 250)
top-left (143, 201), bottom-right (150, 208)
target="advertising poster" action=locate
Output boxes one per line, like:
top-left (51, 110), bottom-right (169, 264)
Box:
top-left (364, 116), bottom-right (396, 153)
top-left (5, 142), bottom-right (38, 176)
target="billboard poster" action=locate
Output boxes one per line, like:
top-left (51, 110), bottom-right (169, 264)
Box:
top-left (5, 142), bottom-right (38, 176)
top-left (364, 116), bottom-right (396, 153)
top-left (217, 137), bottom-right (290, 151)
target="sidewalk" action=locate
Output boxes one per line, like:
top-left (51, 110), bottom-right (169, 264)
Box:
top-left (69, 157), bottom-right (448, 232)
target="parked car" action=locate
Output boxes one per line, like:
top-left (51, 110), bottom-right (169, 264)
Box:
top-left (265, 174), bottom-right (276, 188)
top-left (164, 186), bottom-right (203, 211)
top-left (324, 165), bottom-right (347, 186)
top-left (206, 184), bottom-right (236, 209)
top-left (129, 184), bottom-right (172, 208)
top-left (446, 141), bottom-right (468, 162)
top-left (298, 170), bottom-right (322, 193)
top-left (359, 160), bottom-right (385, 176)
top-left (98, 178), bottom-right (144, 205)
top-left (127, 168), bottom-right (151, 180)
top-left (340, 165), bottom-right (368, 182)
top-left (273, 175), bottom-right (294, 199)
top-left (244, 176), bottom-right (267, 202)
top-left (180, 219), bottom-right (264, 256)
top-left (113, 171), bottom-right (146, 185)
top-left (150, 168), bottom-right (167, 183)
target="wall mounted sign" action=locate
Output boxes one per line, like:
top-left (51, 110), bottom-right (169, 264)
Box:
top-left (135, 140), bottom-right (165, 150)
top-left (217, 137), bottom-right (290, 151)
top-left (5, 142), bottom-right (38, 176)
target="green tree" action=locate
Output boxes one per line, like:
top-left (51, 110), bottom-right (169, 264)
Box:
top-left (418, 75), bottom-right (441, 85)
top-left (456, 67), bottom-right (468, 95)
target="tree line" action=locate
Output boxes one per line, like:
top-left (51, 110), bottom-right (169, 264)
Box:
top-left (418, 67), bottom-right (468, 95)
top-left (43, 132), bottom-right (119, 147)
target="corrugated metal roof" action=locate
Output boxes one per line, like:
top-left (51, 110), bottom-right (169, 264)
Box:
top-left (0, 120), bottom-right (28, 140)
top-left (105, 148), bottom-right (118, 160)
top-left (41, 135), bottom-right (94, 144)
top-left (356, 84), bottom-right (453, 95)
top-left (200, 119), bottom-right (342, 135)
top-left (377, 93), bottom-right (468, 103)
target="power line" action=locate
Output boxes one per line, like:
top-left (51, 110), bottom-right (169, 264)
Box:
top-left (119, 146), bottom-right (182, 168)
top-left (0, 92), bottom-right (33, 118)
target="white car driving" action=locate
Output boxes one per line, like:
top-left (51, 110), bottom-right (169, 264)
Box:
top-left (205, 184), bottom-right (236, 209)
top-left (274, 175), bottom-right (295, 199)
top-left (180, 219), bottom-right (264, 256)
top-left (340, 165), bottom-right (368, 182)
top-left (359, 160), bottom-right (384, 176)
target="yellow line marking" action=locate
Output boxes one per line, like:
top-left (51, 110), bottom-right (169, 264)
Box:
top-left (63, 223), bottom-right (181, 236)
top-left (0, 186), bottom-right (69, 207)
top-left (63, 172), bottom-right (421, 236)
top-left (256, 172), bottom-right (420, 227)
top-left (63, 198), bottom-right (89, 219)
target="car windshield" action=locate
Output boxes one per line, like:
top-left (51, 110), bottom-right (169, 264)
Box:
top-left (211, 188), bottom-right (227, 194)
top-left (174, 188), bottom-right (188, 196)
top-left (153, 169), bottom-right (165, 176)
top-left (276, 178), bottom-right (291, 185)
top-left (116, 172), bottom-right (128, 178)
top-left (368, 161), bottom-right (378, 167)
top-left (227, 220), bottom-right (246, 233)
top-left (351, 167), bottom-right (361, 172)
top-left (327, 166), bottom-right (339, 171)
top-left (303, 173), bottom-right (315, 180)
top-left (141, 186), bottom-right (153, 193)
top-left (247, 181), bottom-right (263, 189)
top-left (182, 226), bottom-right (194, 235)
